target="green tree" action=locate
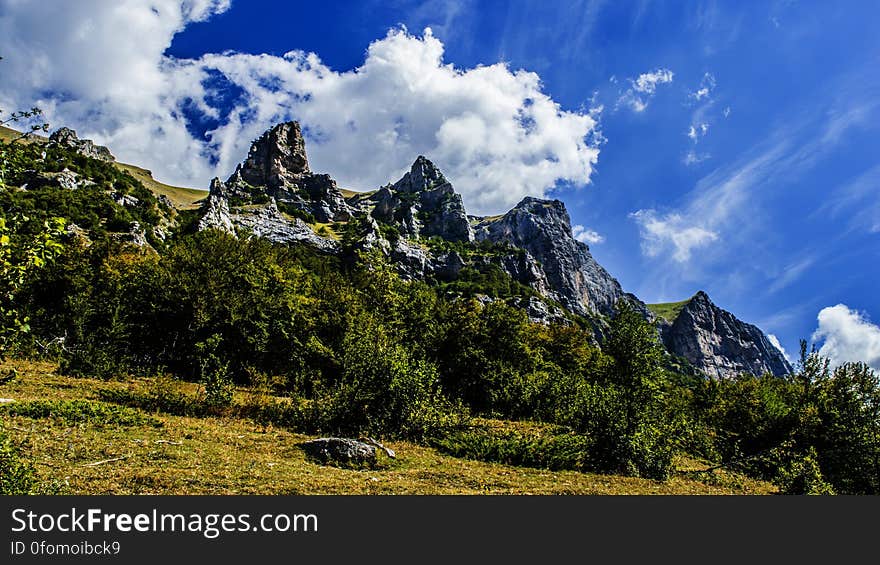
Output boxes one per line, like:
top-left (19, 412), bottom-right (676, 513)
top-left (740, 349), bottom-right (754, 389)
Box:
top-left (0, 215), bottom-right (65, 357)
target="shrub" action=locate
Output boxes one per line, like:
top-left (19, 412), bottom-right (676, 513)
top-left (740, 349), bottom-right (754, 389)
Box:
top-left (435, 428), bottom-right (595, 472)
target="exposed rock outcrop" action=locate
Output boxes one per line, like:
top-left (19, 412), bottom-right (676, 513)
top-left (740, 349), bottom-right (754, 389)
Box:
top-left (49, 127), bottom-right (115, 162)
top-left (191, 120), bottom-right (790, 381)
top-left (473, 197), bottom-right (638, 318)
top-left (365, 156), bottom-right (473, 242)
top-left (657, 291), bottom-right (793, 379)
top-left (231, 199), bottom-right (340, 254)
top-left (225, 122), bottom-right (350, 222)
top-left (196, 179), bottom-right (235, 234)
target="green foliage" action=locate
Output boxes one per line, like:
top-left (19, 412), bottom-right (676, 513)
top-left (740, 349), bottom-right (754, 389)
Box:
top-left (276, 201), bottom-right (315, 223)
top-left (0, 214), bottom-right (65, 357)
top-left (0, 141), bottom-right (164, 241)
top-left (306, 310), bottom-right (468, 440)
top-left (0, 422), bottom-right (36, 495)
top-left (775, 446), bottom-right (835, 495)
top-left (196, 333), bottom-right (234, 408)
top-left (435, 427), bottom-right (595, 472)
top-left (1, 399), bottom-right (162, 428)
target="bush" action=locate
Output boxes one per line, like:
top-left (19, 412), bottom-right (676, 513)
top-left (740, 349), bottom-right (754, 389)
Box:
top-left (307, 311), bottom-right (468, 440)
top-left (435, 428), bottom-right (595, 472)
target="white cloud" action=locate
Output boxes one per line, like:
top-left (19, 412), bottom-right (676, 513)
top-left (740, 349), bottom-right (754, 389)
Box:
top-left (687, 122), bottom-right (709, 141)
top-left (688, 72), bottom-right (716, 101)
top-left (767, 334), bottom-right (791, 362)
top-left (616, 67), bottom-right (674, 112)
top-left (571, 224), bottom-right (604, 244)
top-left (0, 4), bottom-right (601, 216)
top-left (633, 68), bottom-right (674, 94)
top-left (629, 209), bottom-right (718, 263)
top-left (812, 305), bottom-right (880, 371)
top-left (683, 150), bottom-right (710, 165)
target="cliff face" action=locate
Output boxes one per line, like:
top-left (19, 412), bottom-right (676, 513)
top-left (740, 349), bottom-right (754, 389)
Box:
top-left (657, 291), bottom-right (793, 379)
top-left (472, 197), bottom-right (636, 318)
top-left (224, 121), bottom-right (351, 223)
top-left (195, 120), bottom-right (790, 378)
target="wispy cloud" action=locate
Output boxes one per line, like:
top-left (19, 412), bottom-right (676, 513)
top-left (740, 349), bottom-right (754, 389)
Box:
top-left (688, 72), bottom-right (716, 101)
top-left (616, 67), bottom-right (674, 112)
top-left (687, 122), bottom-right (709, 141)
top-left (767, 256), bottom-right (816, 294)
top-left (683, 150), bottom-right (710, 166)
top-left (629, 209), bottom-right (718, 262)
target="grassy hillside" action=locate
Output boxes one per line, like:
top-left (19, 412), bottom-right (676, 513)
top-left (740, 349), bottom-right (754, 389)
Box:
top-left (647, 297), bottom-right (693, 323)
top-left (0, 125), bottom-right (206, 209)
top-left (114, 163), bottom-right (205, 210)
top-left (0, 359), bottom-right (773, 495)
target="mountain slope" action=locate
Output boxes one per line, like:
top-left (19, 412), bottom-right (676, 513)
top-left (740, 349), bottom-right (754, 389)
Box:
top-left (656, 291), bottom-right (793, 379)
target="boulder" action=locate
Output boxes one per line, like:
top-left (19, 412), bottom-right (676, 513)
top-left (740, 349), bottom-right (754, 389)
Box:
top-left (299, 438), bottom-right (379, 468)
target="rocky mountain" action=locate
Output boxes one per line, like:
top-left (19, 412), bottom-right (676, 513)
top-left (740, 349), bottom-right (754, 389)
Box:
top-left (652, 291), bottom-right (793, 379)
top-left (48, 127), bottom-right (116, 162)
top-left (472, 197), bottom-right (643, 318)
top-left (194, 120), bottom-right (789, 377)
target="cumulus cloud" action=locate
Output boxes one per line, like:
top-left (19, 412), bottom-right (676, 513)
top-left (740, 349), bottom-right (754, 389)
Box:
top-left (812, 305), bottom-right (880, 371)
top-left (0, 2), bottom-right (601, 216)
top-left (571, 224), bottom-right (604, 245)
top-left (616, 67), bottom-right (674, 113)
top-left (767, 334), bottom-right (791, 362)
top-left (630, 209), bottom-right (718, 263)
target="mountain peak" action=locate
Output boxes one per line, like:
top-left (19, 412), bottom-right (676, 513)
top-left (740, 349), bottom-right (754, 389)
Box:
top-left (230, 121), bottom-right (309, 188)
top-left (661, 291), bottom-right (793, 379)
top-left (393, 155), bottom-right (448, 193)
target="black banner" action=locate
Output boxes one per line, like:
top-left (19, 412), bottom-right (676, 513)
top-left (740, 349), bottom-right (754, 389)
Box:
top-left (1, 496), bottom-right (876, 563)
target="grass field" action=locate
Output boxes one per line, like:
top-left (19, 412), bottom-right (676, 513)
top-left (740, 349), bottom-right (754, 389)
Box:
top-left (0, 359), bottom-right (775, 495)
top-left (647, 298), bottom-right (693, 323)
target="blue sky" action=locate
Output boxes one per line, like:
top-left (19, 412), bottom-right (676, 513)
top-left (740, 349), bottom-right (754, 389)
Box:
top-left (1, 0), bottom-right (878, 368)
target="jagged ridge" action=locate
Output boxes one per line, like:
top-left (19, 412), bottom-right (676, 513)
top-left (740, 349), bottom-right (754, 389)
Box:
top-left (194, 120), bottom-right (790, 378)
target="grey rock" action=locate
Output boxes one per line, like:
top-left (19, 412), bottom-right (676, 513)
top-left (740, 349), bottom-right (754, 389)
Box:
top-left (232, 121), bottom-right (309, 187)
top-left (113, 193), bottom-right (140, 207)
top-left (20, 168), bottom-right (80, 191)
top-left (659, 291), bottom-right (793, 379)
top-left (473, 197), bottom-right (638, 318)
top-left (369, 156), bottom-right (473, 242)
top-left (49, 127), bottom-right (115, 162)
top-left (299, 437), bottom-right (379, 467)
top-left (197, 179), bottom-right (235, 234)
top-left (110, 221), bottom-right (151, 248)
top-left (226, 122), bottom-right (351, 222)
top-left (232, 199), bottom-right (339, 254)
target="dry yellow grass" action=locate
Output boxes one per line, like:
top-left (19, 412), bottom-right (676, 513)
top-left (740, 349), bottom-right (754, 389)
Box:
top-left (114, 163), bottom-right (206, 210)
top-left (0, 359), bottom-right (776, 495)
